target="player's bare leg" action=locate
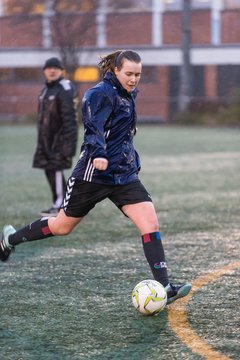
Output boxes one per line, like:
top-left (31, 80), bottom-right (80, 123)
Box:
top-left (122, 201), bottom-right (192, 304)
top-left (0, 210), bottom-right (82, 262)
top-left (121, 201), bottom-right (159, 235)
top-left (48, 209), bottom-right (82, 235)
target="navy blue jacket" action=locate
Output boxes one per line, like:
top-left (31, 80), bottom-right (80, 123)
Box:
top-left (72, 72), bottom-right (141, 185)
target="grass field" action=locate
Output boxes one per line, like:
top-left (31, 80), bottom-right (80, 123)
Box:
top-left (0, 125), bottom-right (239, 360)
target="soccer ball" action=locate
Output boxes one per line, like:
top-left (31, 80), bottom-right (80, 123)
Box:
top-left (131, 279), bottom-right (167, 316)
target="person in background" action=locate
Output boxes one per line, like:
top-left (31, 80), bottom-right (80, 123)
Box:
top-left (0, 50), bottom-right (191, 305)
top-left (33, 57), bottom-right (79, 217)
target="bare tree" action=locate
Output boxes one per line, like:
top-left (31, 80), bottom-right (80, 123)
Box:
top-left (51, 0), bottom-right (99, 80)
top-left (5, 0), bottom-right (99, 80)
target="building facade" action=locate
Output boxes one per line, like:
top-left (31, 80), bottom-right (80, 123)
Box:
top-left (0, 0), bottom-right (240, 122)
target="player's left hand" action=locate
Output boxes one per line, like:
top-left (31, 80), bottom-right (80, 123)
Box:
top-left (93, 157), bottom-right (108, 170)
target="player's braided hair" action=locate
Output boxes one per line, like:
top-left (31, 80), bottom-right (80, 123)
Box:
top-left (98, 49), bottom-right (141, 77)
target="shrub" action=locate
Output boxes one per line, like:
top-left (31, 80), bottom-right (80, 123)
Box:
top-left (174, 96), bottom-right (240, 126)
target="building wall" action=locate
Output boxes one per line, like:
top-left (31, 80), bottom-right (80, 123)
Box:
top-left (192, 10), bottom-right (211, 44)
top-left (1, 9), bottom-right (222, 48)
top-left (0, 83), bottom-right (40, 119)
top-left (162, 12), bottom-right (182, 44)
top-left (221, 10), bottom-right (240, 43)
top-left (0, 8), bottom-right (240, 122)
top-left (0, 15), bottom-right (43, 47)
top-left (107, 13), bottom-right (152, 46)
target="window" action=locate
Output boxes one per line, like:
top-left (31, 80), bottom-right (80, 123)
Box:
top-left (163, 0), bottom-right (211, 10)
top-left (223, 0), bottom-right (240, 8)
top-left (192, 0), bottom-right (211, 9)
top-left (0, 68), bottom-right (42, 83)
top-left (0, 68), bottom-right (12, 82)
top-left (164, 0), bottom-right (181, 11)
top-left (3, 1), bottom-right (44, 15)
top-left (55, 0), bottom-right (99, 13)
top-left (74, 67), bottom-right (99, 83)
top-left (107, 0), bottom-right (152, 12)
top-left (14, 68), bottom-right (41, 82)
top-left (3, 0), bottom-right (100, 15)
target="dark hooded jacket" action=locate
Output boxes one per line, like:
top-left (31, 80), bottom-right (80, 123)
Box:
top-left (72, 71), bottom-right (141, 185)
top-left (33, 77), bottom-right (79, 170)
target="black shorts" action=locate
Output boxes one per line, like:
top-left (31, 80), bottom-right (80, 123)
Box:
top-left (61, 178), bottom-right (152, 218)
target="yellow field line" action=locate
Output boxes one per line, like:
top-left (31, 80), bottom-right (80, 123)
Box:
top-left (168, 261), bottom-right (240, 360)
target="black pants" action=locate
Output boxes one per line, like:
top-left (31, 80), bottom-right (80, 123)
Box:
top-left (45, 169), bottom-right (66, 208)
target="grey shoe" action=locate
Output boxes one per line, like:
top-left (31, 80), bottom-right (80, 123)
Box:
top-left (0, 225), bottom-right (16, 262)
top-left (40, 206), bottom-right (59, 217)
top-left (165, 283), bottom-right (192, 305)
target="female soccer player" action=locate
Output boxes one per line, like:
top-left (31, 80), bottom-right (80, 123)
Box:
top-left (0, 50), bottom-right (191, 304)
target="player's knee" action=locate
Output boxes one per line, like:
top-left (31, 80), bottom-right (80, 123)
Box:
top-left (50, 223), bottom-right (73, 236)
top-left (59, 227), bottom-right (72, 236)
top-left (148, 215), bottom-right (159, 232)
top-left (58, 225), bottom-right (73, 235)
top-left (48, 213), bottom-right (78, 236)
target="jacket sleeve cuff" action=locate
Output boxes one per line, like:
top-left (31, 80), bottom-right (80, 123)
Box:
top-left (91, 154), bottom-right (109, 161)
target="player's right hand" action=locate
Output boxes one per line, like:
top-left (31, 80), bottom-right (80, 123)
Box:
top-left (93, 157), bottom-right (108, 170)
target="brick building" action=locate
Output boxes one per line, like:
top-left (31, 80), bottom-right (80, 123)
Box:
top-left (0, 0), bottom-right (240, 122)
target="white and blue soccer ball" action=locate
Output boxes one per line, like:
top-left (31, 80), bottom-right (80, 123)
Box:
top-left (131, 279), bottom-right (167, 315)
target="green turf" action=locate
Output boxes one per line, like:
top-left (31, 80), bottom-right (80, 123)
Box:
top-left (0, 125), bottom-right (239, 360)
